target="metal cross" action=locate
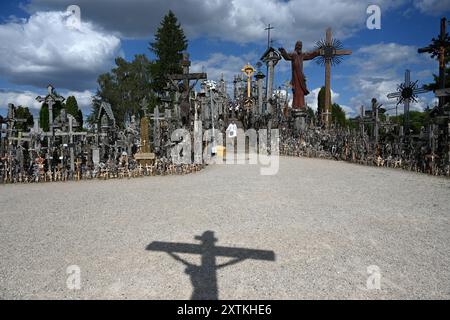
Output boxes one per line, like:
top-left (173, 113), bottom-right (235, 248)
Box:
top-left (387, 69), bottom-right (429, 135)
top-left (264, 24), bottom-right (274, 49)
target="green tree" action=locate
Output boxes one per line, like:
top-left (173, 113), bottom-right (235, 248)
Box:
top-left (39, 104), bottom-right (49, 132)
top-left (91, 55), bottom-right (156, 127)
top-left (331, 103), bottom-right (347, 127)
top-left (14, 106), bottom-right (34, 131)
top-left (149, 10), bottom-right (188, 93)
top-left (38, 100), bottom-right (63, 132)
top-left (65, 96), bottom-right (83, 129)
top-left (317, 86), bottom-right (325, 119)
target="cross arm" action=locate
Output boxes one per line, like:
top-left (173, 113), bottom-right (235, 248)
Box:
top-left (169, 73), bottom-right (207, 81)
top-left (278, 47), bottom-right (292, 61)
top-left (387, 92), bottom-right (401, 99)
top-left (418, 46), bottom-right (433, 54)
top-left (412, 87), bottom-right (429, 95)
top-left (335, 49), bottom-right (352, 56)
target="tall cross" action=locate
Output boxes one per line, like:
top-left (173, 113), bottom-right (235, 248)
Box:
top-left (315, 28), bottom-right (352, 128)
top-left (168, 53), bottom-right (207, 125)
top-left (418, 17), bottom-right (450, 106)
top-left (265, 24), bottom-right (274, 49)
top-left (387, 69), bottom-right (428, 136)
top-left (54, 115), bottom-right (87, 172)
top-left (150, 106), bottom-right (165, 150)
top-left (140, 96), bottom-right (150, 117)
top-left (36, 85), bottom-right (66, 139)
top-left (146, 231), bottom-right (275, 300)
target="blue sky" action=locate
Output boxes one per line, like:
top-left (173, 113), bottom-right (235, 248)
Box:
top-left (0, 0), bottom-right (449, 119)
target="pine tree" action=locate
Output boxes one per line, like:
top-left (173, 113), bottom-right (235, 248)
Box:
top-left (317, 86), bottom-right (326, 120)
top-left (331, 103), bottom-right (347, 128)
top-left (65, 96), bottom-right (83, 129)
top-left (39, 104), bottom-right (49, 132)
top-left (149, 10), bottom-right (188, 93)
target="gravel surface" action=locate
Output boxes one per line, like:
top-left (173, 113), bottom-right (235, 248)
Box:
top-left (1, 157), bottom-right (449, 299)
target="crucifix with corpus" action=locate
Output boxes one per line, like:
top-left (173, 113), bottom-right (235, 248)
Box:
top-left (314, 27), bottom-right (352, 128)
top-left (418, 17), bottom-right (450, 107)
top-left (167, 53), bottom-right (207, 127)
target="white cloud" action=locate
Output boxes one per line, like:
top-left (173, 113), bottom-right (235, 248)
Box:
top-left (0, 10), bottom-right (121, 91)
top-left (0, 90), bottom-right (43, 110)
top-left (348, 42), bottom-right (436, 114)
top-left (306, 87), bottom-right (341, 111)
top-left (191, 51), bottom-right (259, 94)
top-left (26, 0), bottom-right (406, 47)
top-left (0, 89), bottom-right (94, 116)
top-left (413, 0), bottom-right (450, 15)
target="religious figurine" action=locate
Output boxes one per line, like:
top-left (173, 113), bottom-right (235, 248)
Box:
top-left (278, 41), bottom-right (320, 109)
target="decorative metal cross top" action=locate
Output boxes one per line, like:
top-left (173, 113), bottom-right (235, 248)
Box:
top-left (387, 69), bottom-right (429, 135)
top-left (314, 28), bottom-right (352, 128)
top-left (264, 24), bottom-right (274, 49)
top-left (418, 17), bottom-right (450, 106)
top-left (147, 231), bottom-right (275, 300)
top-left (36, 85), bottom-right (65, 137)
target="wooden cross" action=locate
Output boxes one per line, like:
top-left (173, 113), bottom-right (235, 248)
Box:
top-left (418, 17), bottom-right (449, 106)
top-left (168, 53), bottom-right (207, 125)
top-left (140, 97), bottom-right (150, 117)
top-left (387, 69), bottom-right (428, 136)
top-left (316, 28), bottom-right (352, 128)
top-left (147, 231), bottom-right (275, 300)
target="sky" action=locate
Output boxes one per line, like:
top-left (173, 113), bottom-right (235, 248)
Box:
top-left (0, 0), bottom-right (449, 120)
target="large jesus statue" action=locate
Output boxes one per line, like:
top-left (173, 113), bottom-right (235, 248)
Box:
top-left (279, 41), bottom-right (320, 110)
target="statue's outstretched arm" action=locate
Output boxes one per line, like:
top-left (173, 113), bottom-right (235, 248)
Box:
top-left (303, 49), bottom-right (321, 61)
top-left (278, 47), bottom-right (292, 61)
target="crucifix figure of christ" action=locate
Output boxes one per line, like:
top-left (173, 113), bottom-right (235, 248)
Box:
top-left (279, 42), bottom-right (320, 111)
top-left (147, 231), bottom-right (275, 300)
top-left (418, 17), bottom-right (450, 107)
top-left (168, 53), bottom-right (207, 127)
top-left (314, 28), bottom-right (352, 128)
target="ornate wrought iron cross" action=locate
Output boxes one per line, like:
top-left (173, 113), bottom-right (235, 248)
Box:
top-left (387, 69), bottom-right (429, 135)
top-left (314, 28), bottom-right (352, 128)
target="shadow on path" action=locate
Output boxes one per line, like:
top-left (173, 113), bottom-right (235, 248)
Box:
top-left (146, 231), bottom-right (275, 300)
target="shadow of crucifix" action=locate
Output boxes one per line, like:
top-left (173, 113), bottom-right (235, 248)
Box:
top-left (146, 231), bottom-right (275, 300)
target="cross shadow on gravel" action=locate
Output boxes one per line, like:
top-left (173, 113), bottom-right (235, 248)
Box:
top-left (146, 230), bottom-right (275, 300)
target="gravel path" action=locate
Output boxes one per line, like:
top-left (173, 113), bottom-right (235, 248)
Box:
top-left (1, 157), bottom-right (449, 299)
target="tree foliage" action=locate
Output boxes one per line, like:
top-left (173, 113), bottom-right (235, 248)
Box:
top-left (65, 96), bottom-right (83, 129)
top-left (91, 55), bottom-right (156, 127)
top-left (14, 106), bottom-right (34, 131)
top-left (331, 103), bottom-right (347, 128)
top-left (149, 10), bottom-right (188, 93)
